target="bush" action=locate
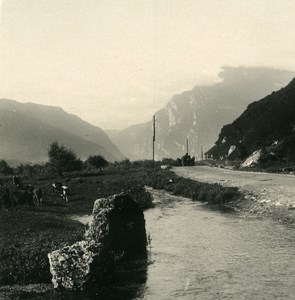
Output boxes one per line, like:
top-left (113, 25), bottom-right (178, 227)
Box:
top-left (126, 185), bottom-right (154, 209)
top-left (86, 155), bottom-right (108, 171)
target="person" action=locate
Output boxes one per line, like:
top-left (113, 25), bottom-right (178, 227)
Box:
top-left (33, 187), bottom-right (44, 206)
top-left (12, 175), bottom-right (21, 187)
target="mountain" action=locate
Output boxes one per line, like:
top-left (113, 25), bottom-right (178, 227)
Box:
top-left (109, 66), bottom-right (295, 160)
top-left (0, 99), bottom-right (125, 164)
top-left (206, 78), bottom-right (295, 165)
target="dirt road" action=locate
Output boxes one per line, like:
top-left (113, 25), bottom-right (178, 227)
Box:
top-left (173, 166), bottom-right (295, 208)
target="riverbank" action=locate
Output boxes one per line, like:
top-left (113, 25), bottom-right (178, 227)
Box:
top-left (174, 166), bottom-right (295, 224)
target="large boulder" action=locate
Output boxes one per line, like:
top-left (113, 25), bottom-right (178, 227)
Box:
top-left (48, 194), bottom-right (147, 290)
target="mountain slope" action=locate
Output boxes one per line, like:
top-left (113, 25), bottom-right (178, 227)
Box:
top-left (206, 78), bottom-right (295, 164)
top-left (0, 99), bottom-right (125, 163)
top-left (110, 67), bottom-right (295, 160)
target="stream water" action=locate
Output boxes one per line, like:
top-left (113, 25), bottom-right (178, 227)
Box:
top-left (140, 192), bottom-right (295, 299)
top-left (24, 191), bottom-right (295, 300)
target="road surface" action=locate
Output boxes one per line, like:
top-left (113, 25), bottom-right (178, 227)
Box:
top-left (173, 166), bottom-right (295, 207)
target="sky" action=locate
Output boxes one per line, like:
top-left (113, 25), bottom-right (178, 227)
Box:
top-left (1, 0), bottom-right (295, 130)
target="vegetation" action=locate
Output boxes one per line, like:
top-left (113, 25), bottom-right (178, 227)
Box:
top-left (0, 160), bottom-right (13, 175)
top-left (144, 168), bottom-right (240, 207)
top-left (162, 153), bottom-right (195, 167)
top-left (86, 155), bottom-right (109, 171)
top-left (0, 213), bottom-right (84, 285)
top-left (48, 141), bottom-right (83, 175)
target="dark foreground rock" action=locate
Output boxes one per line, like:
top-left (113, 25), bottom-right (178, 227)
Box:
top-left (48, 194), bottom-right (147, 290)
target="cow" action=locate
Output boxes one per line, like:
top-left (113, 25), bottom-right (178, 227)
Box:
top-left (52, 182), bottom-right (70, 202)
top-left (11, 185), bottom-right (36, 211)
top-left (0, 187), bottom-right (11, 211)
top-left (61, 185), bottom-right (69, 202)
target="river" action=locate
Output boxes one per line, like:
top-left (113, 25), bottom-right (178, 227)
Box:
top-left (141, 191), bottom-right (295, 299)
top-left (20, 190), bottom-right (295, 300)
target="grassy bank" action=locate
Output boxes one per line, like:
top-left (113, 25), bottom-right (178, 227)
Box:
top-left (146, 168), bottom-right (241, 207)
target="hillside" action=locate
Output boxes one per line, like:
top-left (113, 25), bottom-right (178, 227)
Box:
top-left (109, 67), bottom-right (295, 160)
top-left (0, 99), bottom-right (125, 164)
top-left (206, 78), bottom-right (295, 166)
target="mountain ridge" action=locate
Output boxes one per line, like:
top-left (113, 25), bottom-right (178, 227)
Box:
top-left (0, 99), bottom-right (125, 164)
top-left (206, 77), bottom-right (295, 165)
top-left (109, 66), bottom-right (295, 160)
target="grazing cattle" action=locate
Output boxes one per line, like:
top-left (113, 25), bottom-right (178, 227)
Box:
top-left (11, 185), bottom-right (35, 211)
top-left (52, 182), bottom-right (70, 202)
top-left (61, 185), bottom-right (69, 202)
top-left (52, 182), bottom-right (62, 190)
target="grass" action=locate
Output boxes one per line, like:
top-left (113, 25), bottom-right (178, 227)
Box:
top-left (0, 212), bottom-right (84, 285)
top-left (145, 168), bottom-right (241, 207)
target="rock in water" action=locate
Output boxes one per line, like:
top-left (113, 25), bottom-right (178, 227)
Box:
top-left (48, 194), bottom-right (147, 290)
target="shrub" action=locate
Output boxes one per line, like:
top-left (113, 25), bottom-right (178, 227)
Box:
top-left (86, 155), bottom-right (108, 171)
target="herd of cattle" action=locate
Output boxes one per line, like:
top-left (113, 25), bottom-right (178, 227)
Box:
top-left (0, 176), bottom-right (70, 211)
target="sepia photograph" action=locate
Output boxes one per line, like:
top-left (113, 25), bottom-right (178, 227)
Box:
top-left (1, 1), bottom-right (295, 299)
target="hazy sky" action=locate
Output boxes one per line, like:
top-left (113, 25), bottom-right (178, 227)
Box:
top-left (1, 0), bottom-right (295, 129)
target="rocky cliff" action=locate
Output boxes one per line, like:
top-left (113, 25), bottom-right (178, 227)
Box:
top-left (207, 77), bottom-right (295, 166)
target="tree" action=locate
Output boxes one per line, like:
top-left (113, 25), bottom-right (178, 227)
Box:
top-left (48, 141), bottom-right (83, 174)
top-left (0, 160), bottom-right (14, 175)
top-left (86, 155), bottom-right (108, 171)
top-left (180, 153), bottom-right (195, 166)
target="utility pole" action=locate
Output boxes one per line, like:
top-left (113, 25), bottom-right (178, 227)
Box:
top-left (201, 145), bottom-right (204, 161)
top-left (152, 115), bottom-right (156, 163)
top-left (186, 138), bottom-right (189, 154)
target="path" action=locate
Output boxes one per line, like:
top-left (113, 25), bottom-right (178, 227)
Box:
top-left (173, 166), bottom-right (295, 207)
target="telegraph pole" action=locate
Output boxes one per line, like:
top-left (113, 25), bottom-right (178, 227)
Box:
top-left (152, 115), bottom-right (156, 163)
top-left (186, 138), bottom-right (189, 154)
top-left (201, 145), bottom-right (204, 161)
